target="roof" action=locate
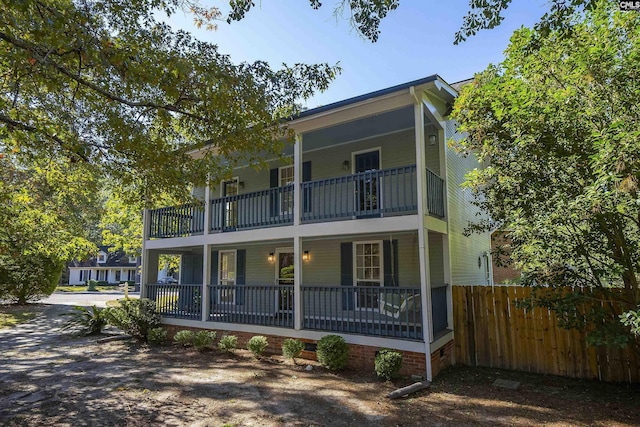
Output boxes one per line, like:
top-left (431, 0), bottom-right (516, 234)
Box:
top-left (69, 246), bottom-right (138, 268)
top-left (294, 74), bottom-right (443, 120)
top-left (450, 78), bottom-right (474, 93)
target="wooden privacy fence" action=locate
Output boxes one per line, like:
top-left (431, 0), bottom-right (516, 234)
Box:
top-left (452, 285), bottom-right (640, 383)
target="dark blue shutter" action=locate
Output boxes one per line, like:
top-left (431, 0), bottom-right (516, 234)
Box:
top-left (341, 242), bottom-right (354, 310)
top-left (302, 161), bottom-right (312, 213)
top-left (210, 251), bottom-right (218, 306)
top-left (383, 240), bottom-right (399, 287)
top-left (236, 249), bottom-right (246, 305)
top-left (270, 168), bottom-right (278, 217)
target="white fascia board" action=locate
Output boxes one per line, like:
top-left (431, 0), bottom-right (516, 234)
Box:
top-left (290, 91), bottom-right (414, 134)
top-left (161, 317), bottom-right (426, 353)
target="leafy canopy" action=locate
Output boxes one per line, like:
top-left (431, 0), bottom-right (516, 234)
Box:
top-left (453, 1), bottom-right (640, 348)
top-left (1, 0), bottom-right (339, 205)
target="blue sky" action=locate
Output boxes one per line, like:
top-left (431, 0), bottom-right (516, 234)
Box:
top-left (167, 1), bottom-right (547, 108)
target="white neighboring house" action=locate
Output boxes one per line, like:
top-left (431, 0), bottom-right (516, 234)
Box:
top-left (68, 246), bottom-right (139, 285)
top-left (141, 75), bottom-right (491, 380)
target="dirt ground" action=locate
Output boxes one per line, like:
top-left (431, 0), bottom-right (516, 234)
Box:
top-left (1, 305), bottom-right (640, 426)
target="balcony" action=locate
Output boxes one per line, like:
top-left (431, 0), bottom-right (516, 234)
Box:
top-left (147, 165), bottom-right (445, 239)
top-left (146, 283), bottom-right (449, 341)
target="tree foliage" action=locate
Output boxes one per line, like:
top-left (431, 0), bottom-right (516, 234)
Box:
top-left (0, 154), bottom-right (97, 303)
top-left (227, 0), bottom-right (598, 44)
top-left (452, 1), bottom-right (640, 349)
top-left (1, 0), bottom-right (339, 205)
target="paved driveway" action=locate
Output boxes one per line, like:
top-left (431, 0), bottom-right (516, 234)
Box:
top-left (39, 291), bottom-right (140, 307)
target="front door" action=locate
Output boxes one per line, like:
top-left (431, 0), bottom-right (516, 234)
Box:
top-left (275, 248), bottom-right (294, 312)
top-left (222, 178), bottom-right (239, 229)
top-left (354, 150), bottom-right (380, 216)
top-left (218, 250), bottom-right (236, 304)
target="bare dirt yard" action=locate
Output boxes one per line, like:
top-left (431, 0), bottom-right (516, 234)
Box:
top-left (1, 304), bottom-right (640, 426)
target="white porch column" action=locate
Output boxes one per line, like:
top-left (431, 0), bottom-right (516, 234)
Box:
top-left (202, 244), bottom-right (211, 322)
top-left (141, 208), bottom-right (150, 298)
top-left (413, 91), bottom-right (434, 380)
top-left (293, 133), bottom-right (303, 330)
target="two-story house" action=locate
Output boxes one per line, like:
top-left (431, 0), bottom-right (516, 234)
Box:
top-left (141, 75), bottom-right (491, 380)
top-left (68, 246), bottom-right (138, 285)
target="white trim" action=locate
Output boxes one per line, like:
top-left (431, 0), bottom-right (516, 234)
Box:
top-left (429, 330), bottom-right (454, 352)
top-left (350, 147), bottom-right (382, 174)
top-left (161, 317), bottom-right (426, 353)
top-left (219, 176), bottom-right (240, 198)
top-left (352, 240), bottom-right (383, 310)
top-left (217, 249), bottom-right (237, 305)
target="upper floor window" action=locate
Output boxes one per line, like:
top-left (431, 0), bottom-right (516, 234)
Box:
top-left (97, 252), bottom-right (107, 264)
top-left (129, 256), bottom-right (137, 264)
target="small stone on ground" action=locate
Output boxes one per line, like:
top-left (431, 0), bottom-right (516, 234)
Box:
top-left (493, 378), bottom-right (521, 390)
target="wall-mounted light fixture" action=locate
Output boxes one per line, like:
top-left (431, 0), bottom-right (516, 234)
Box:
top-left (268, 252), bottom-right (275, 263)
top-left (429, 134), bottom-right (437, 146)
top-left (302, 251), bottom-right (310, 261)
top-left (342, 160), bottom-right (350, 171)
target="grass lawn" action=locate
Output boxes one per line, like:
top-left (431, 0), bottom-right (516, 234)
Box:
top-left (0, 304), bottom-right (46, 329)
top-left (55, 285), bottom-right (121, 292)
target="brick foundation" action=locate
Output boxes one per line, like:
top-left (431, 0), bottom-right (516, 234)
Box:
top-left (163, 325), bottom-right (453, 378)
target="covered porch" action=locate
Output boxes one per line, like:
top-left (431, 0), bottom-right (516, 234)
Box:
top-left (143, 232), bottom-right (450, 342)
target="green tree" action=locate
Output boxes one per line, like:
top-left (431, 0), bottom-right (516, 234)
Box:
top-left (452, 1), bottom-right (640, 349)
top-left (0, 154), bottom-right (97, 303)
top-left (227, 0), bottom-right (600, 44)
top-left (1, 0), bottom-right (339, 206)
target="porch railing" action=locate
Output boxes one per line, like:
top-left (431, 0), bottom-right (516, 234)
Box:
top-left (146, 283), bottom-right (202, 320)
top-left (431, 284), bottom-right (449, 336)
top-left (210, 186), bottom-right (293, 232)
top-left (207, 285), bottom-right (294, 328)
top-left (301, 286), bottom-right (423, 340)
top-left (300, 165), bottom-right (418, 222)
top-left (148, 202), bottom-right (205, 238)
top-left (426, 168), bottom-right (445, 218)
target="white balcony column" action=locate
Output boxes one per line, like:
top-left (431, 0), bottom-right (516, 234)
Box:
top-left (141, 208), bottom-right (150, 298)
top-left (203, 177), bottom-right (211, 235)
top-left (413, 91), bottom-right (434, 380)
top-left (202, 244), bottom-right (211, 322)
top-left (293, 133), bottom-right (303, 330)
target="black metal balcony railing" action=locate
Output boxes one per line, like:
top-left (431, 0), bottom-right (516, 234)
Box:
top-left (300, 165), bottom-right (418, 222)
top-left (148, 202), bottom-right (205, 239)
top-left (301, 286), bottom-right (423, 340)
top-left (207, 284), bottom-right (294, 328)
top-left (146, 283), bottom-right (450, 342)
top-left (210, 186), bottom-right (293, 232)
top-left (147, 165), bottom-right (446, 238)
top-left (426, 168), bottom-right (445, 218)
top-left (146, 283), bottom-right (202, 320)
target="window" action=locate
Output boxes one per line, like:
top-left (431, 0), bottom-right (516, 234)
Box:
top-left (129, 256), bottom-right (137, 264)
top-left (279, 165), bottom-right (294, 215)
top-left (97, 252), bottom-right (107, 263)
top-left (98, 270), bottom-right (106, 281)
top-left (221, 178), bottom-right (239, 228)
top-left (354, 241), bottom-right (383, 309)
top-left (218, 250), bottom-right (236, 304)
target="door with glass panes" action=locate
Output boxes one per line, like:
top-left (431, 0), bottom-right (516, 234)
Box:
top-left (275, 248), bottom-right (294, 313)
top-left (354, 241), bottom-right (382, 309)
top-left (354, 150), bottom-right (380, 216)
top-left (218, 250), bottom-right (236, 304)
top-left (222, 178), bottom-right (239, 229)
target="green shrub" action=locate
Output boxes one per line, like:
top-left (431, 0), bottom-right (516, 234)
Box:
top-left (105, 298), bottom-right (160, 342)
top-left (316, 335), bottom-right (348, 370)
top-left (374, 349), bottom-right (403, 380)
top-left (96, 280), bottom-right (109, 287)
top-left (86, 280), bottom-right (98, 291)
top-left (218, 335), bottom-right (238, 353)
top-left (60, 305), bottom-right (108, 335)
top-left (193, 330), bottom-right (217, 351)
top-left (174, 330), bottom-right (195, 347)
top-left (282, 339), bottom-right (305, 362)
top-left (247, 335), bottom-right (269, 358)
top-left (147, 327), bottom-right (167, 345)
